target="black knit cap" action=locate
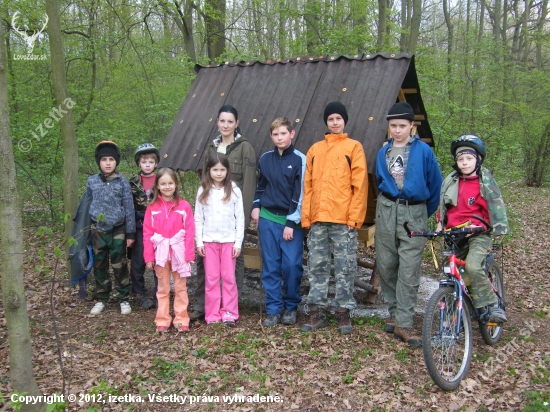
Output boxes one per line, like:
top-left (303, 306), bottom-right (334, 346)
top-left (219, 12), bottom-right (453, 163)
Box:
top-left (95, 143), bottom-right (120, 166)
top-left (323, 101), bottom-right (348, 125)
top-left (386, 102), bottom-right (415, 121)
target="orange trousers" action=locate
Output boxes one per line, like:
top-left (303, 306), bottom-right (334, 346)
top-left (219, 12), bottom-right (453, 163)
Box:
top-left (154, 262), bottom-right (189, 328)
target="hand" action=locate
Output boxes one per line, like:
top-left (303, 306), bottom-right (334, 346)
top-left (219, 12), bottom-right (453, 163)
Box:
top-left (347, 225), bottom-right (355, 231)
top-left (188, 260), bottom-right (195, 265)
top-left (126, 239), bottom-right (135, 248)
top-left (283, 226), bottom-right (294, 241)
top-left (232, 247), bottom-right (241, 258)
top-left (436, 222), bottom-right (443, 232)
top-left (251, 208), bottom-right (260, 227)
top-left (146, 262), bottom-right (154, 270)
top-left (196, 246), bottom-right (205, 257)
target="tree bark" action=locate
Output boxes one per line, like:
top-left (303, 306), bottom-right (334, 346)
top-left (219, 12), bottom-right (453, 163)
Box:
top-left (158, 0), bottom-right (196, 62)
top-left (0, 17), bottom-right (45, 412)
top-left (45, 0), bottom-right (79, 267)
top-left (376, 0), bottom-right (388, 51)
top-left (205, 0), bottom-right (226, 61)
top-left (443, 0), bottom-right (454, 107)
top-left (407, 0), bottom-right (422, 53)
top-left (305, 0), bottom-right (321, 55)
top-left (536, 0), bottom-right (548, 68)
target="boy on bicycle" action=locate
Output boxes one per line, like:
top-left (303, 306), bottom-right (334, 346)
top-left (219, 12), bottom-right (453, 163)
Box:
top-left (437, 135), bottom-right (508, 322)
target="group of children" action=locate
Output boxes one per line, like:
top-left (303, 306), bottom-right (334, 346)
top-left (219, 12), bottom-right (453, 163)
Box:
top-left (85, 101), bottom-right (508, 343)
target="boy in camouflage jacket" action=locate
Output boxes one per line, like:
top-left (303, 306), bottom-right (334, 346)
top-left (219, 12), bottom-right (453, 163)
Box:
top-left (437, 135), bottom-right (508, 322)
top-left (129, 143), bottom-right (160, 309)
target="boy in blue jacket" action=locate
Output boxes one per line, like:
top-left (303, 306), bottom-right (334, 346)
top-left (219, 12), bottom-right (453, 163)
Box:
top-left (251, 117), bottom-right (306, 327)
top-left (375, 102), bottom-right (442, 347)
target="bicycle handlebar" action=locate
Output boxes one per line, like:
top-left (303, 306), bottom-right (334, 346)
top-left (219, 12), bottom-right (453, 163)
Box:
top-left (404, 222), bottom-right (487, 239)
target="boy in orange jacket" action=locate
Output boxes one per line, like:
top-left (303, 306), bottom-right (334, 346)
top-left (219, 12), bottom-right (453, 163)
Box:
top-left (300, 102), bottom-right (368, 334)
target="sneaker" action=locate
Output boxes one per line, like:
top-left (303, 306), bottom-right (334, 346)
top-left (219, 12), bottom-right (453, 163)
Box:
top-left (385, 316), bottom-right (395, 333)
top-left (281, 310), bottom-right (297, 325)
top-left (223, 320), bottom-right (236, 328)
top-left (336, 308), bottom-right (353, 334)
top-left (487, 303), bottom-right (508, 323)
top-left (120, 301), bottom-right (132, 315)
top-left (262, 314), bottom-right (281, 327)
top-left (90, 301), bottom-right (105, 315)
top-left (189, 310), bottom-right (205, 321)
top-left (394, 326), bottom-right (422, 348)
top-left (157, 325), bottom-right (168, 333)
top-left (300, 305), bottom-right (328, 332)
top-left (137, 295), bottom-right (154, 310)
top-left (176, 324), bottom-right (189, 333)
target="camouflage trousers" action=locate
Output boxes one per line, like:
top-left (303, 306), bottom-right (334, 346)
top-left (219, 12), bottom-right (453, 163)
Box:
top-left (457, 234), bottom-right (496, 308)
top-left (306, 223), bottom-right (358, 310)
top-left (375, 195), bottom-right (427, 328)
top-left (91, 224), bottom-right (131, 302)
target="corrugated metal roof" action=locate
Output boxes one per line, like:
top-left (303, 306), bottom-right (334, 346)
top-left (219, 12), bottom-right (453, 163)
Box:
top-left (159, 52), bottom-right (432, 175)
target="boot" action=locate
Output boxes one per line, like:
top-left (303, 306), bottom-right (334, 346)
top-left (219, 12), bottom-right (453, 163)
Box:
top-left (394, 326), bottom-right (422, 348)
top-left (336, 308), bottom-right (353, 335)
top-left (300, 305), bottom-right (328, 332)
top-left (385, 315), bottom-right (395, 333)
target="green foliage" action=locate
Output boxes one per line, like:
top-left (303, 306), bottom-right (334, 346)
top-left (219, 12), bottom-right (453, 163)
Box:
top-left (522, 391), bottom-right (550, 411)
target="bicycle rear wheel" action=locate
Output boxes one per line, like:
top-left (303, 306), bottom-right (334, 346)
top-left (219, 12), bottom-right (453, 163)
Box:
top-left (479, 261), bottom-right (505, 345)
top-left (423, 286), bottom-right (473, 391)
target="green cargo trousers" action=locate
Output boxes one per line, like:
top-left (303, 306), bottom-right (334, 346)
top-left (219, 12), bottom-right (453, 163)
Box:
top-left (306, 223), bottom-right (358, 310)
top-left (375, 195), bottom-right (427, 329)
top-left (91, 224), bottom-right (131, 302)
top-left (457, 234), bottom-right (496, 308)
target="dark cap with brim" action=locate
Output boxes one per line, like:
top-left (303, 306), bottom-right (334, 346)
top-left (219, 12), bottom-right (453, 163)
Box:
top-left (387, 102), bottom-right (415, 121)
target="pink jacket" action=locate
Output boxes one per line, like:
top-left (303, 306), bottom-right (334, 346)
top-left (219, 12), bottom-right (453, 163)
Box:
top-left (143, 197), bottom-right (195, 265)
top-left (150, 230), bottom-right (191, 276)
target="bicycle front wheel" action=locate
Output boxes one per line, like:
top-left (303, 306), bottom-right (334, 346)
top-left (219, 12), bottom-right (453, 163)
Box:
top-left (479, 261), bottom-right (505, 345)
top-left (423, 286), bottom-right (473, 391)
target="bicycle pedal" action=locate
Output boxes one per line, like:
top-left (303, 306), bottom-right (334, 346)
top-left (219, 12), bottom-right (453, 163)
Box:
top-left (486, 322), bottom-right (498, 327)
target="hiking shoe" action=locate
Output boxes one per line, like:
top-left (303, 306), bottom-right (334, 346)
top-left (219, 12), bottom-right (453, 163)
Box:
top-left (281, 310), bottom-right (297, 325)
top-left (224, 320), bottom-right (236, 328)
top-left (336, 308), bottom-right (353, 335)
top-left (120, 301), bottom-right (132, 315)
top-left (385, 316), bottom-right (395, 333)
top-left (487, 303), bottom-right (508, 323)
top-left (90, 301), bottom-right (105, 315)
top-left (300, 305), bottom-right (328, 332)
top-left (394, 326), bottom-right (422, 348)
top-left (189, 310), bottom-right (205, 321)
top-left (262, 314), bottom-right (281, 327)
top-left (137, 295), bottom-right (154, 310)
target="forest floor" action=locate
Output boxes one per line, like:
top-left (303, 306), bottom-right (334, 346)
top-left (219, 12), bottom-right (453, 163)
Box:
top-left (1, 184), bottom-right (549, 411)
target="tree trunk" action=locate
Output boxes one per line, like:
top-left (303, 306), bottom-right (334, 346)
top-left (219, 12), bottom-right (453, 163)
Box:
top-left (46, 0), bottom-right (79, 264)
top-left (407, 0), bottom-right (422, 53)
top-left (443, 0), bottom-right (454, 107)
top-left (400, 0), bottom-right (408, 51)
top-left (536, 0), bottom-right (548, 68)
top-left (0, 18), bottom-right (45, 412)
top-left (205, 0), bottom-right (226, 61)
top-left (158, 0), bottom-right (196, 62)
top-left (305, 0), bottom-right (321, 55)
top-left (376, 0), bottom-right (388, 51)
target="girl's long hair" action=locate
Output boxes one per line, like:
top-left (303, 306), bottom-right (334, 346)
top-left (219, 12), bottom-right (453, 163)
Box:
top-left (150, 168), bottom-right (181, 205)
top-left (199, 153), bottom-right (233, 204)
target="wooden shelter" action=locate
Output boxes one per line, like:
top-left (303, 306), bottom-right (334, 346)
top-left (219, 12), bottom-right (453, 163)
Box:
top-left (159, 52), bottom-right (433, 269)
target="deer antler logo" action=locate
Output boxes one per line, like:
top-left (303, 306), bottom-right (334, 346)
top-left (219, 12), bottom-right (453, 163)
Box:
top-left (11, 11), bottom-right (49, 54)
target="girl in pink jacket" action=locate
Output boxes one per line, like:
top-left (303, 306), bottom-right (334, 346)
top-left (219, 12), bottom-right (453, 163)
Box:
top-left (143, 168), bottom-right (195, 333)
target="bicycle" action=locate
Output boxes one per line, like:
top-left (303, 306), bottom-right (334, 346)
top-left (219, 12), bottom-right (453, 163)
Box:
top-left (403, 217), bottom-right (506, 391)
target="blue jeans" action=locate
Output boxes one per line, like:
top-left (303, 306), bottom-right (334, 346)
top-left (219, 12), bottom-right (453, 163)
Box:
top-left (259, 217), bottom-right (304, 314)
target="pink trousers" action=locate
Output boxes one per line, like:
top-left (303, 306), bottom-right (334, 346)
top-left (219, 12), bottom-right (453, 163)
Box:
top-left (203, 242), bottom-right (239, 323)
top-left (155, 262), bottom-right (189, 328)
